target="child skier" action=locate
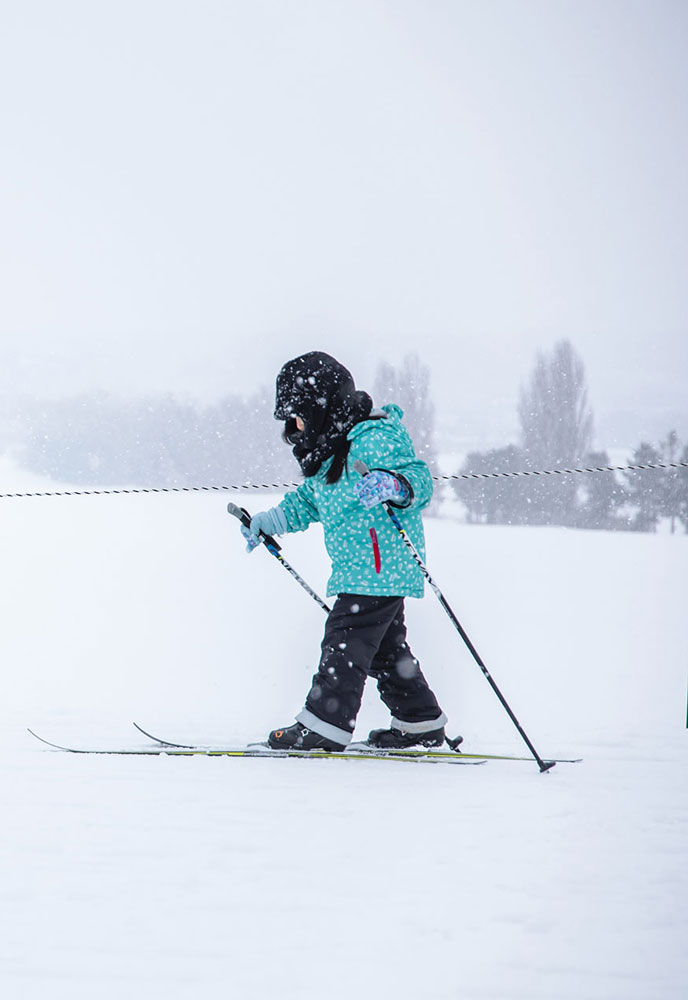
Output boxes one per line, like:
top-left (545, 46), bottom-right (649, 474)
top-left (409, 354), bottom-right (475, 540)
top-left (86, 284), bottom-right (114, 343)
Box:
top-left (242, 351), bottom-right (447, 752)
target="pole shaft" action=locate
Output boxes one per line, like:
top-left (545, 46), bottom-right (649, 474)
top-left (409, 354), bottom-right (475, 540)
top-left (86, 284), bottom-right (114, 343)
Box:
top-left (380, 499), bottom-right (554, 772)
top-left (228, 503), bottom-right (331, 613)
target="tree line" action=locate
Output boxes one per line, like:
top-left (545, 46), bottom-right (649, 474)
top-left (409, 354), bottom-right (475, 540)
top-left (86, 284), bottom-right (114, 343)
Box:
top-left (451, 341), bottom-right (687, 533)
top-left (7, 344), bottom-right (686, 531)
top-left (11, 354), bottom-right (438, 493)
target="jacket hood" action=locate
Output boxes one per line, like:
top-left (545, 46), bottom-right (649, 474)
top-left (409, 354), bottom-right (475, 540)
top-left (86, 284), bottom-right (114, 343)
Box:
top-left (274, 351), bottom-right (372, 477)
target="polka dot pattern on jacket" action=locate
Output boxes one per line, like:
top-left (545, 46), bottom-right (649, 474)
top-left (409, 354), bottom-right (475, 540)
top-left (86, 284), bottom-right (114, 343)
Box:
top-left (279, 404), bottom-right (433, 598)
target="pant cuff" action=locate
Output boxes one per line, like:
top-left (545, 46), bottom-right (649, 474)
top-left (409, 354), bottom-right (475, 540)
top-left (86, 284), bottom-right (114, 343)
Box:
top-left (391, 712), bottom-right (447, 734)
top-left (296, 708), bottom-right (353, 746)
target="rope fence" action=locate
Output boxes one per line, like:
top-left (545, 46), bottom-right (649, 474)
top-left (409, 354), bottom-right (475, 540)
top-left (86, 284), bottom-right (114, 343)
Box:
top-left (0, 459), bottom-right (686, 501)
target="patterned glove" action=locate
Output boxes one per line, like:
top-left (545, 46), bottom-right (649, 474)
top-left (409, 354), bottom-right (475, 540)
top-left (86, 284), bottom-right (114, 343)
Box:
top-left (354, 470), bottom-right (410, 509)
top-left (241, 506), bottom-right (288, 552)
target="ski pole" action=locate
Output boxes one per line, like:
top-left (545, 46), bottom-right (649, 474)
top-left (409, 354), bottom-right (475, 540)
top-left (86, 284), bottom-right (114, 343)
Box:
top-left (227, 503), bottom-right (331, 613)
top-left (353, 461), bottom-right (555, 773)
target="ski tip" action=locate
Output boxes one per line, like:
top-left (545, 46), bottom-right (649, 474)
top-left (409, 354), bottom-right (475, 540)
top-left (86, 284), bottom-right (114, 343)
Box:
top-left (27, 727), bottom-right (49, 744)
top-left (132, 722), bottom-right (195, 749)
top-left (27, 728), bottom-right (71, 751)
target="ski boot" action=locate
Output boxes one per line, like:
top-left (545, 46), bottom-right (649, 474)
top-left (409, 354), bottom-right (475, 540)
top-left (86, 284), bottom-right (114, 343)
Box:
top-left (267, 723), bottom-right (346, 752)
top-left (366, 725), bottom-right (446, 750)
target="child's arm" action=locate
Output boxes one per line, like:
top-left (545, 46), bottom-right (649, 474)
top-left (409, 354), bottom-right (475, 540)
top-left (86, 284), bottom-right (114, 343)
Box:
top-left (355, 460), bottom-right (433, 510)
top-left (240, 480), bottom-right (320, 553)
top-left (388, 455), bottom-right (434, 511)
top-left (354, 425), bottom-right (434, 512)
top-left (279, 478), bottom-right (321, 531)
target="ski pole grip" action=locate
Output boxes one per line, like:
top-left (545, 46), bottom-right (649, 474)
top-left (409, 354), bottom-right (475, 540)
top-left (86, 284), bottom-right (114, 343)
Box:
top-left (226, 502), bottom-right (282, 551)
top-left (227, 502), bottom-right (252, 529)
top-left (353, 460), bottom-right (370, 477)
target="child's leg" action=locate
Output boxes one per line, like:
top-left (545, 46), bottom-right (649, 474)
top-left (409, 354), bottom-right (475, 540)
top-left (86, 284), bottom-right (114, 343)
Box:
top-left (370, 602), bottom-right (447, 732)
top-left (296, 594), bottom-right (403, 745)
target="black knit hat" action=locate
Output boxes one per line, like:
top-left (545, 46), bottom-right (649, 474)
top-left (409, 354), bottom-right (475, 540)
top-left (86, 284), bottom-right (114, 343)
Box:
top-left (274, 351), bottom-right (372, 478)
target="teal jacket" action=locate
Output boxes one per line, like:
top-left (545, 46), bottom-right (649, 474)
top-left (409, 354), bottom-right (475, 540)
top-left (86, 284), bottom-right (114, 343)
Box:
top-left (279, 405), bottom-right (433, 598)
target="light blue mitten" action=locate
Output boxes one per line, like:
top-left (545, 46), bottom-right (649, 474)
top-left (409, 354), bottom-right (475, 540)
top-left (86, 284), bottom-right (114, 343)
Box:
top-left (354, 470), bottom-right (410, 510)
top-left (241, 506), bottom-right (288, 552)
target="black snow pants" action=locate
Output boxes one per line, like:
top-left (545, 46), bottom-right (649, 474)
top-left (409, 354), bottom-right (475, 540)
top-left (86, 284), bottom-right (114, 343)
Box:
top-left (296, 594), bottom-right (446, 746)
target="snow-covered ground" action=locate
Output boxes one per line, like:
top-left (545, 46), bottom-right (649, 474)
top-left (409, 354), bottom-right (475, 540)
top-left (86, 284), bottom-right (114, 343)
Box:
top-left (1, 476), bottom-right (687, 999)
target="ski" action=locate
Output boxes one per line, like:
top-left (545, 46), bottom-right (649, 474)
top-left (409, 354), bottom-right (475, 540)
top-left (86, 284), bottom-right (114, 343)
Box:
top-left (132, 721), bottom-right (194, 748)
top-left (26, 729), bottom-right (484, 765)
top-left (133, 724), bottom-right (581, 764)
top-left (352, 743), bottom-right (581, 763)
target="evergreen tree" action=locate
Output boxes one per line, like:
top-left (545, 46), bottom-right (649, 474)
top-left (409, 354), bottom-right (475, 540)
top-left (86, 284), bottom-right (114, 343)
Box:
top-left (659, 430), bottom-right (685, 534)
top-left (677, 443), bottom-right (688, 534)
top-left (452, 445), bottom-right (525, 524)
top-left (622, 442), bottom-right (664, 532)
top-left (577, 450), bottom-right (626, 530)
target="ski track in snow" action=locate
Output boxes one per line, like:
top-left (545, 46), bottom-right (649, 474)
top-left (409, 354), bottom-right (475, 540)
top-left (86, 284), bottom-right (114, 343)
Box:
top-left (1, 491), bottom-right (687, 999)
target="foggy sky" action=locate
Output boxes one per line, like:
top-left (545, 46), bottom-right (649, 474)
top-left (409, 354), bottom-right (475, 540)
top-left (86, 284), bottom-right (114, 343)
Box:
top-left (1, 0), bottom-right (686, 450)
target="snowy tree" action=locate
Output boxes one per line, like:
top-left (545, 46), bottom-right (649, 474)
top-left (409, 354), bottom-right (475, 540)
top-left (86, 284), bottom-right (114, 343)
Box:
top-left (372, 353), bottom-right (439, 510)
top-left (622, 442), bottom-right (664, 532)
top-left (659, 430), bottom-right (685, 534)
top-left (372, 354), bottom-right (437, 468)
top-left (517, 340), bottom-right (594, 525)
top-left (677, 443), bottom-right (688, 534)
top-left (577, 450), bottom-right (627, 530)
top-left (17, 389), bottom-right (296, 488)
top-left (451, 445), bottom-right (525, 524)
top-left (615, 433), bottom-right (688, 534)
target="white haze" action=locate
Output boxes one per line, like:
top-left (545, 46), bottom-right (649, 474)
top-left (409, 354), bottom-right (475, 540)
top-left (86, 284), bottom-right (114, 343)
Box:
top-left (0, 0), bottom-right (686, 450)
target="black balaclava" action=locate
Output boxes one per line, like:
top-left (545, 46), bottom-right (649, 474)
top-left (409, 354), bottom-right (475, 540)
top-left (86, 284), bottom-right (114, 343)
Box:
top-left (274, 351), bottom-right (372, 478)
